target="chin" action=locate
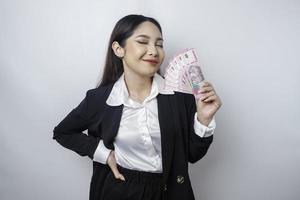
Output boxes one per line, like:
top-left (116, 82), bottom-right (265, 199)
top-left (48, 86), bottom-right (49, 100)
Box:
top-left (138, 68), bottom-right (158, 76)
top-left (147, 69), bottom-right (159, 76)
top-left (140, 72), bottom-right (155, 78)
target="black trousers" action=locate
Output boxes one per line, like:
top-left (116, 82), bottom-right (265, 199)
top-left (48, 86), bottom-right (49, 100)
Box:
top-left (100, 164), bottom-right (164, 200)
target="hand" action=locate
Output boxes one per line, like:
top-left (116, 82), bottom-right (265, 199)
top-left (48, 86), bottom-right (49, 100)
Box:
top-left (196, 81), bottom-right (222, 126)
top-left (106, 151), bottom-right (125, 181)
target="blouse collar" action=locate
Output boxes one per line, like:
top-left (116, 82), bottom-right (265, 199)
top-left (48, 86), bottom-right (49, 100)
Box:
top-left (106, 72), bottom-right (174, 106)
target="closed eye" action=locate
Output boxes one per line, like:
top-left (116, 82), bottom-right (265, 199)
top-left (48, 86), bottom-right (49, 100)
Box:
top-left (137, 41), bottom-right (148, 44)
top-left (136, 41), bottom-right (163, 48)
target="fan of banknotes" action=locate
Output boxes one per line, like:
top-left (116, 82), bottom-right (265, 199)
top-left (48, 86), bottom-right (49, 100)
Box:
top-left (164, 48), bottom-right (205, 100)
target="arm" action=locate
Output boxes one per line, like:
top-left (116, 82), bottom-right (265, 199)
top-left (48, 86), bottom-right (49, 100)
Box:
top-left (185, 94), bottom-right (214, 164)
top-left (52, 90), bottom-right (101, 160)
top-left (93, 140), bottom-right (111, 164)
top-left (193, 113), bottom-right (216, 138)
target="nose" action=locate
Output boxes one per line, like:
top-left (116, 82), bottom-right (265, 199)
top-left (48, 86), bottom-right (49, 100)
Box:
top-left (148, 44), bottom-right (158, 57)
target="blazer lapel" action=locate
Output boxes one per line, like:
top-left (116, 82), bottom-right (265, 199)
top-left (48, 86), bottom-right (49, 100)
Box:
top-left (100, 103), bottom-right (124, 150)
top-left (157, 94), bottom-right (175, 184)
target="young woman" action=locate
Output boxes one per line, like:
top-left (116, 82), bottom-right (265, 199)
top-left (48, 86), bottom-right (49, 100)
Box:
top-left (53, 14), bottom-right (222, 200)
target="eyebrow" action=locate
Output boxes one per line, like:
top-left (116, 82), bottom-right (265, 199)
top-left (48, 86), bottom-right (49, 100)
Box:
top-left (135, 34), bottom-right (164, 41)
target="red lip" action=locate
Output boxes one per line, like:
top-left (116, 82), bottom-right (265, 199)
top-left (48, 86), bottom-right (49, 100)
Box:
top-left (143, 59), bottom-right (159, 64)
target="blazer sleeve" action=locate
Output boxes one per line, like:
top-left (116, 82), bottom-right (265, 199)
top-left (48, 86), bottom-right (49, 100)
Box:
top-left (185, 94), bottom-right (214, 164)
top-left (52, 90), bottom-right (101, 160)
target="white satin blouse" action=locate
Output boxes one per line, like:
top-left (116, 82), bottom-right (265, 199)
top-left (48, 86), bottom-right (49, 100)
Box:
top-left (93, 73), bottom-right (216, 173)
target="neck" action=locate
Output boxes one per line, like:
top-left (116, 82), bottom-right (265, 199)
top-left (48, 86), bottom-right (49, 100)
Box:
top-left (123, 71), bottom-right (154, 99)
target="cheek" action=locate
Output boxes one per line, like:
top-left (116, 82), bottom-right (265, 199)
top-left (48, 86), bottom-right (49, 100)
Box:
top-left (159, 49), bottom-right (165, 61)
top-left (126, 44), bottom-right (145, 58)
top-left (132, 44), bottom-right (147, 55)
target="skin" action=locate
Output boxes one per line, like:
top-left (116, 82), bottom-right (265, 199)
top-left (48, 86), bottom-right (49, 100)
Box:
top-left (107, 21), bottom-right (222, 181)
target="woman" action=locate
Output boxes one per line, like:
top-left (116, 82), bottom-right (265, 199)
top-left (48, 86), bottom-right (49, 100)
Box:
top-left (53, 14), bottom-right (222, 200)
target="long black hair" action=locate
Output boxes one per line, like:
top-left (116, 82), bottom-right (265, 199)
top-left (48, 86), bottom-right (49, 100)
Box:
top-left (97, 14), bottom-right (162, 87)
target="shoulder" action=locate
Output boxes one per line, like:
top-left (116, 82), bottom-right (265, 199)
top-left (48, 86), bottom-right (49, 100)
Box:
top-left (85, 83), bottom-right (115, 103)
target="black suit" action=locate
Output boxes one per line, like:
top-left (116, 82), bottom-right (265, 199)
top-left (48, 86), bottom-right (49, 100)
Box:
top-left (53, 83), bottom-right (213, 200)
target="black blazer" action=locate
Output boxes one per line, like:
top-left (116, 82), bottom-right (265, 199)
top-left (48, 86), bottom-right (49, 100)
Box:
top-left (53, 83), bottom-right (213, 200)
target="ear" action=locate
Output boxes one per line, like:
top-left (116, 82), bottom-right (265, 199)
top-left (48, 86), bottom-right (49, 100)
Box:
top-left (112, 41), bottom-right (125, 58)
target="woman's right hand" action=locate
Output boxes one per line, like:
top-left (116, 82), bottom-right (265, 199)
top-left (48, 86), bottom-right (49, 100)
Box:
top-left (106, 151), bottom-right (125, 181)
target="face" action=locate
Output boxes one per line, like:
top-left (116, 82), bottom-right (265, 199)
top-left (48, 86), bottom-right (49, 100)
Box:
top-left (118, 21), bottom-right (165, 78)
top-left (189, 65), bottom-right (204, 84)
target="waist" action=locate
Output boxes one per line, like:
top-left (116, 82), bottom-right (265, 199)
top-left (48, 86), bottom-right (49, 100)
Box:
top-left (115, 146), bottom-right (163, 172)
top-left (116, 164), bottom-right (163, 185)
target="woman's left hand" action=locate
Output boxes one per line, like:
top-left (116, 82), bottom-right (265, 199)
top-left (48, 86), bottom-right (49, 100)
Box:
top-left (195, 81), bottom-right (222, 126)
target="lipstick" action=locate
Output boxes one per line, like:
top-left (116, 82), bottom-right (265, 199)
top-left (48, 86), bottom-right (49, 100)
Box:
top-left (143, 59), bottom-right (159, 65)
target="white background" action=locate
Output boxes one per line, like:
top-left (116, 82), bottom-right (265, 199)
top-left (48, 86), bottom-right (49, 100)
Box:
top-left (1, 0), bottom-right (299, 199)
